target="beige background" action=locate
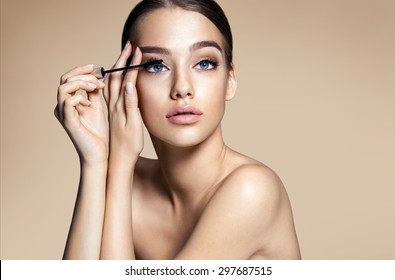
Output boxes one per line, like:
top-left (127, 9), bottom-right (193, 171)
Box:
top-left (1, 0), bottom-right (394, 259)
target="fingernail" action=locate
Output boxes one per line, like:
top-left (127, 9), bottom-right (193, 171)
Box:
top-left (84, 64), bottom-right (94, 69)
top-left (88, 82), bottom-right (97, 89)
top-left (126, 82), bottom-right (134, 94)
top-left (134, 46), bottom-right (141, 57)
top-left (124, 41), bottom-right (131, 50)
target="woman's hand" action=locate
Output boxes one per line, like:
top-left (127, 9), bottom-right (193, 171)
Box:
top-left (100, 42), bottom-right (144, 259)
top-left (104, 42), bottom-right (144, 164)
top-left (55, 65), bottom-right (108, 165)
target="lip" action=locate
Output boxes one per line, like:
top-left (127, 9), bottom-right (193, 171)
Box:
top-left (166, 105), bottom-right (203, 124)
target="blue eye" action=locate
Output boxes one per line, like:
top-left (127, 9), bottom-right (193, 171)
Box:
top-left (145, 62), bottom-right (167, 73)
top-left (196, 60), bottom-right (218, 70)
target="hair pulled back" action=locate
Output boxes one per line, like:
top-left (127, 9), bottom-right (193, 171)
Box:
top-left (121, 0), bottom-right (233, 66)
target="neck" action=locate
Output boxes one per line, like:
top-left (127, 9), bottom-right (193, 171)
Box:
top-left (151, 126), bottom-right (229, 210)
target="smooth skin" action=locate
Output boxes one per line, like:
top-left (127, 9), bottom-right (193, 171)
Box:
top-left (56, 7), bottom-right (301, 260)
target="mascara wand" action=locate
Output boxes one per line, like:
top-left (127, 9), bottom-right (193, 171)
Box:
top-left (92, 59), bottom-right (163, 78)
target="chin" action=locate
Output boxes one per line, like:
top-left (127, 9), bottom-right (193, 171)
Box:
top-left (150, 129), bottom-right (205, 149)
top-left (149, 122), bottom-right (222, 150)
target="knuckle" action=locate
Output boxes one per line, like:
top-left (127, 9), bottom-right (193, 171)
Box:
top-left (63, 76), bottom-right (72, 84)
top-left (78, 80), bottom-right (86, 87)
top-left (60, 74), bottom-right (67, 84)
top-left (124, 97), bottom-right (136, 108)
top-left (64, 95), bottom-right (79, 107)
top-left (54, 106), bottom-right (59, 119)
top-left (114, 102), bottom-right (123, 113)
top-left (58, 83), bottom-right (66, 94)
top-left (64, 98), bottom-right (72, 107)
top-left (110, 72), bottom-right (123, 80)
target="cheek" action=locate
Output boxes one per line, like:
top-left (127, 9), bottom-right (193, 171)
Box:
top-left (196, 82), bottom-right (227, 133)
top-left (136, 72), bottom-right (168, 94)
top-left (136, 76), bottom-right (166, 125)
top-left (136, 73), bottom-right (169, 101)
top-left (196, 73), bottom-right (228, 108)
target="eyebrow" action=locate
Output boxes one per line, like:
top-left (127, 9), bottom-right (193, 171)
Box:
top-left (140, 46), bottom-right (171, 55)
top-left (190, 40), bottom-right (223, 53)
top-left (140, 40), bottom-right (223, 56)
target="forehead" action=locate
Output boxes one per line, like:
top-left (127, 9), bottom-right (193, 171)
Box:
top-left (133, 7), bottom-right (225, 50)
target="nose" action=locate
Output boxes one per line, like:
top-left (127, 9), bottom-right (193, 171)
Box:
top-left (170, 68), bottom-right (194, 100)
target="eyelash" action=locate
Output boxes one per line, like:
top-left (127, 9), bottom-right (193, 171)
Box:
top-left (143, 57), bottom-right (168, 74)
top-left (142, 58), bottom-right (219, 74)
top-left (196, 59), bottom-right (218, 70)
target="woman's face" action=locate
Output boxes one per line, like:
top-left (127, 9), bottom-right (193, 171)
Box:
top-left (134, 7), bottom-right (236, 148)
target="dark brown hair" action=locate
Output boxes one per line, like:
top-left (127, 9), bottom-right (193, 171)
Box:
top-left (121, 0), bottom-right (233, 66)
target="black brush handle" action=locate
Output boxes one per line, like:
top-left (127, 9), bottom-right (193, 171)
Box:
top-left (92, 60), bottom-right (163, 78)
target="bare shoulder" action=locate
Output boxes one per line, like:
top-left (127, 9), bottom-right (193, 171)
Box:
top-left (225, 152), bottom-right (300, 258)
top-left (177, 151), bottom-right (301, 259)
top-left (215, 160), bottom-right (287, 238)
top-left (222, 161), bottom-right (284, 202)
top-left (217, 149), bottom-right (286, 210)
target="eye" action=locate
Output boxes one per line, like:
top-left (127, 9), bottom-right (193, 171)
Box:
top-left (195, 59), bottom-right (218, 70)
top-left (145, 62), bottom-right (167, 73)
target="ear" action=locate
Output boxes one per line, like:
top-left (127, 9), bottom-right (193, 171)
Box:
top-left (225, 63), bottom-right (237, 101)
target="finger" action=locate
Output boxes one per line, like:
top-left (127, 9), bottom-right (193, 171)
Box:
top-left (60, 64), bottom-right (94, 84)
top-left (65, 75), bottom-right (105, 104)
top-left (103, 66), bottom-right (112, 104)
top-left (57, 80), bottom-right (97, 119)
top-left (54, 105), bottom-right (60, 121)
top-left (58, 80), bottom-right (98, 102)
top-left (124, 46), bottom-right (143, 86)
top-left (115, 45), bottom-right (142, 115)
top-left (114, 41), bottom-right (132, 70)
top-left (108, 41), bottom-right (133, 110)
top-left (63, 94), bottom-right (92, 126)
top-left (65, 74), bottom-right (105, 86)
top-left (124, 82), bottom-right (141, 125)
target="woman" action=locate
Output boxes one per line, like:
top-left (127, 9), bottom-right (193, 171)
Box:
top-left (55, 0), bottom-right (301, 260)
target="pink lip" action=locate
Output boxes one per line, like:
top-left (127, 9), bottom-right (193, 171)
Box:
top-left (166, 105), bottom-right (203, 124)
